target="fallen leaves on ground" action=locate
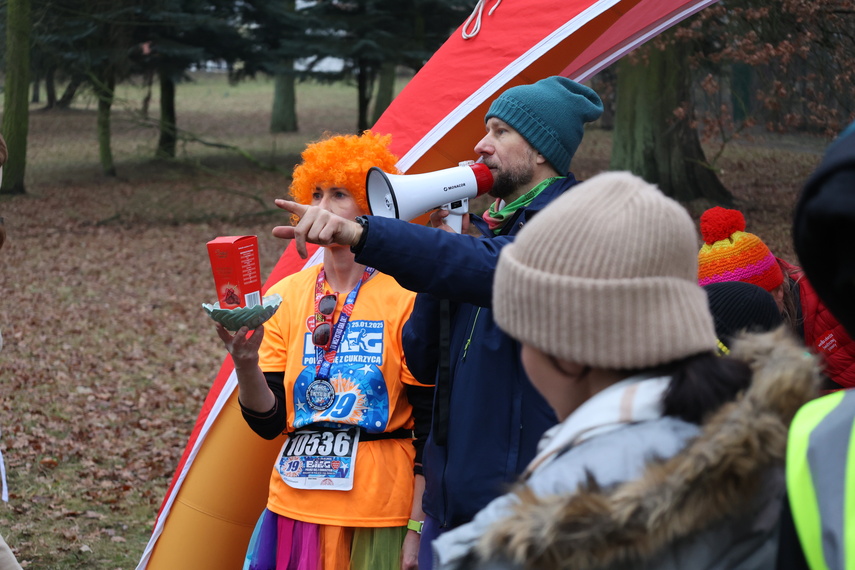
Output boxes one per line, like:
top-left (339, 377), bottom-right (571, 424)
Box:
top-left (0, 127), bottom-right (824, 568)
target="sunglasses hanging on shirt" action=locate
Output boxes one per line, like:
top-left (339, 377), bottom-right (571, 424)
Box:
top-left (313, 293), bottom-right (338, 350)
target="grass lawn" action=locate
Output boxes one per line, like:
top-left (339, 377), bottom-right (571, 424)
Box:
top-left (0, 72), bottom-right (830, 568)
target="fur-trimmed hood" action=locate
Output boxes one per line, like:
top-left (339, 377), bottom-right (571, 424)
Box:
top-left (474, 328), bottom-right (819, 569)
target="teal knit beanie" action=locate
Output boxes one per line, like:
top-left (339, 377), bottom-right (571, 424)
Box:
top-left (486, 77), bottom-right (603, 175)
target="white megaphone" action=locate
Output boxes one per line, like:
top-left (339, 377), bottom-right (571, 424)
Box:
top-left (366, 161), bottom-right (493, 233)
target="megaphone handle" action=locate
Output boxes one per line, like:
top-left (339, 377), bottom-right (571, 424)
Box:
top-left (445, 211), bottom-right (463, 234)
top-left (442, 198), bottom-right (469, 234)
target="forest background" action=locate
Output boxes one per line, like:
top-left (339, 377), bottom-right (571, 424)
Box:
top-left (0, 0), bottom-right (853, 568)
top-left (0, 71), bottom-right (832, 570)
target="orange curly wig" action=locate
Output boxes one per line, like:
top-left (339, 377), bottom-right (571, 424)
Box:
top-left (289, 131), bottom-right (400, 216)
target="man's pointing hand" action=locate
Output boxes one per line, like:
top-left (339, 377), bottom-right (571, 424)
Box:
top-left (272, 199), bottom-right (364, 259)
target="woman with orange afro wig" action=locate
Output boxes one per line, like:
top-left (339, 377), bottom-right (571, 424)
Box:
top-left (215, 131), bottom-right (429, 570)
top-left (289, 130), bottom-right (400, 214)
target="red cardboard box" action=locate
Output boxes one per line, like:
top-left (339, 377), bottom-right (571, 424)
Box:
top-left (206, 236), bottom-right (262, 309)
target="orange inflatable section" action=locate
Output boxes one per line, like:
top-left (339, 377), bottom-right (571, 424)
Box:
top-left (145, 391), bottom-right (284, 568)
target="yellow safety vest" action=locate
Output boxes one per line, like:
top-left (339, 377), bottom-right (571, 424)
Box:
top-left (787, 389), bottom-right (855, 570)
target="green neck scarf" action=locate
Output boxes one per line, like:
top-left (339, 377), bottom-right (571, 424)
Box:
top-left (485, 176), bottom-right (564, 234)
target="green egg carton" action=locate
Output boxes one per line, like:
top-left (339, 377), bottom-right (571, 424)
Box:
top-left (202, 294), bottom-right (282, 331)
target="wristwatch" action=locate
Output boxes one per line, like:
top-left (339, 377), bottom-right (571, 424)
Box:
top-left (407, 519), bottom-right (424, 534)
top-left (351, 215), bottom-right (370, 253)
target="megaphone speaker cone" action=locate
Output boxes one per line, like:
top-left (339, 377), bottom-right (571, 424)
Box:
top-left (366, 167), bottom-right (398, 218)
top-left (365, 164), bottom-right (494, 222)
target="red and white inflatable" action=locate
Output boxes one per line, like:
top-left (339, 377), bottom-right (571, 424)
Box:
top-left (138, 0), bottom-right (719, 566)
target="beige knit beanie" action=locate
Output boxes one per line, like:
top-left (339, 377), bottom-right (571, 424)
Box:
top-left (494, 171), bottom-right (716, 369)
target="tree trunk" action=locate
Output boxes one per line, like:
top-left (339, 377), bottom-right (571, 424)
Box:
top-left (94, 69), bottom-right (117, 177)
top-left (371, 61), bottom-right (396, 126)
top-left (156, 69), bottom-right (177, 158)
top-left (141, 69), bottom-right (154, 118)
top-left (270, 0), bottom-right (298, 134)
top-left (590, 68), bottom-right (616, 130)
top-left (270, 64), bottom-right (298, 133)
top-left (57, 75), bottom-right (84, 109)
top-left (610, 36), bottom-right (732, 205)
top-left (31, 72), bottom-right (40, 104)
top-left (356, 59), bottom-right (374, 133)
top-left (1, 0), bottom-right (31, 195)
top-left (45, 66), bottom-right (57, 109)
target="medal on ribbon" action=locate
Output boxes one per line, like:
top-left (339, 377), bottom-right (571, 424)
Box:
top-left (306, 377), bottom-right (336, 411)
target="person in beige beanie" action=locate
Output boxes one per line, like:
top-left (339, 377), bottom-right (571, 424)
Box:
top-left (432, 172), bottom-right (816, 570)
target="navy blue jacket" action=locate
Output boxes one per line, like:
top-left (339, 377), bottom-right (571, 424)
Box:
top-left (354, 176), bottom-right (577, 529)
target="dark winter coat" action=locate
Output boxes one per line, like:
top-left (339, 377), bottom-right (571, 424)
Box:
top-left (354, 176), bottom-right (577, 529)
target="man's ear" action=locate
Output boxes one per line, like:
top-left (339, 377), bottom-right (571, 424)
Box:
top-left (535, 153), bottom-right (547, 165)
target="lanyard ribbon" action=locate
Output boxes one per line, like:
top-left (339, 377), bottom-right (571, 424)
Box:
top-left (313, 267), bottom-right (375, 379)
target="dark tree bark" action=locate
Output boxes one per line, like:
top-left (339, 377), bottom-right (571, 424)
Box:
top-left (356, 58), bottom-right (374, 133)
top-left (56, 75), bottom-right (84, 109)
top-left (371, 61), bottom-right (396, 126)
top-left (31, 72), bottom-right (40, 104)
top-left (270, 64), bottom-right (298, 133)
top-left (141, 69), bottom-right (154, 118)
top-left (590, 68), bottom-right (616, 130)
top-left (44, 66), bottom-right (57, 109)
top-left (94, 69), bottom-right (117, 177)
top-left (610, 35), bottom-right (732, 205)
top-left (2, 0), bottom-right (31, 195)
top-left (156, 69), bottom-right (177, 159)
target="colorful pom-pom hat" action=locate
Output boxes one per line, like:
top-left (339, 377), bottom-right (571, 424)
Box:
top-left (697, 207), bottom-right (784, 292)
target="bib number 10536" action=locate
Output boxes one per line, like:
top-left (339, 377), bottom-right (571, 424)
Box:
top-left (282, 429), bottom-right (354, 457)
top-left (277, 427), bottom-right (359, 491)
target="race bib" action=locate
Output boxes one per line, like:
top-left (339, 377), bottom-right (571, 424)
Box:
top-left (276, 427), bottom-right (360, 491)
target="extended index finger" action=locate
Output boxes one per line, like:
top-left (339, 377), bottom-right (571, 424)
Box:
top-left (273, 199), bottom-right (308, 257)
top-left (275, 199), bottom-right (308, 218)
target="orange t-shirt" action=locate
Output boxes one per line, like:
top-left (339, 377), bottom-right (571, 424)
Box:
top-left (257, 265), bottom-right (420, 527)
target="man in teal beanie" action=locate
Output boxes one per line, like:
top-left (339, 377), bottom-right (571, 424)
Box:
top-left (485, 76), bottom-right (603, 177)
top-left (271, 76), bottom-right (603, 569)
